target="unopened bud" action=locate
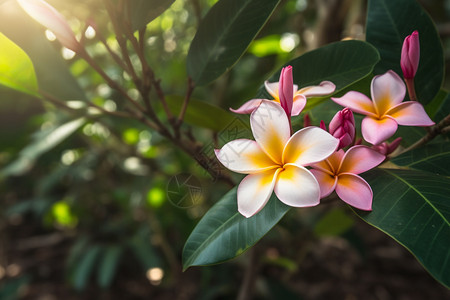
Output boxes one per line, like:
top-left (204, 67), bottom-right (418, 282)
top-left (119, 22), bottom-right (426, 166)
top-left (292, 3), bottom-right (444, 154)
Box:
top-left (329, 108), bottom-right (355, 149)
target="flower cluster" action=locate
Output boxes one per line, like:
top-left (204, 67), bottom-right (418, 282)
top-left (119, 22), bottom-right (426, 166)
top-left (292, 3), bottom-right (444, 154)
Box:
top-left (216, 32), bottom-right (434, 218)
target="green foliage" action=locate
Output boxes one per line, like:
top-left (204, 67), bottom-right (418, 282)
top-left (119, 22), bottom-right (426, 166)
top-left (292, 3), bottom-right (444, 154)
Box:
top-left (129, 0), bottom-right (175, 31)
top-left (0, 32), bottom-right (38, 96)
top-left (366, 0), bottom-right (444, 104)
top-left (187, 0), bottom-right (281, 85)
top-left (355, 169), bottom-right (450, 288)
top-left (391, 142), bottom-right (450, 176)
top-left (183, 187), bottom-right (290, 270)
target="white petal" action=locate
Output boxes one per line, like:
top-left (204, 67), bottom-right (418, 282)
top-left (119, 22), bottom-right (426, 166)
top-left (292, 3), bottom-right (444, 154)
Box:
top-left (250, 100), bottom-right (290, 164)
top-left (237, 169), bottom-right (279, 218)
top-left (283, 127), bottom-right (339, 166)
top-left (215, 139), bottom-right (277, 174)
top-left (274, 165), bottom-right (320, 207)
top-left (297, 81), bottom-right (336, 97)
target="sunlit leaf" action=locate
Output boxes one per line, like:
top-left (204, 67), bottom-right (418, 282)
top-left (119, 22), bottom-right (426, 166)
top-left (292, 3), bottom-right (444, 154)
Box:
top-left (0, 2), bottom-right (86, 100)
top-left (183, 187), bottom-right (290, 270)
top-left (391, 142), bottom-right (450, 176)
top-left (187, 0), bottom-right (281, 86)
top-left (0, 32), bottom-right (38, 96)
top-left (366, 0), bottom-right (443, 104)
top-left (128, 0), bottom-right (175, 31)
top-left (354, 169), bottom-right (450, 288)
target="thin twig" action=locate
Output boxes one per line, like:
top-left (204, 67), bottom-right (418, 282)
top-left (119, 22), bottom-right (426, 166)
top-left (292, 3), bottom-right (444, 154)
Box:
top-left (178, 77), bottom-right (195, 125)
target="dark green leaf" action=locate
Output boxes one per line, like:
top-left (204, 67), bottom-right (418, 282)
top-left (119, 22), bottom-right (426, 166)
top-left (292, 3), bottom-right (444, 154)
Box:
top-left (354, 169), bottom-right (450, 288)
top-left (166, 95), bottom-right (243, 132)
top-left (128, 0), bottom-right (175, 31)
top-left (187, 0), bottom-right (281, 86)
top-left (183, 187), bottom-right (290, 270)
top-left (0, 118), bottom-right (86, 177)
top-left (128, 228), bottom-right (161, 269)
top-left (0, 2), bottom-right (86, 100)
top-left (255, 40), bottom-right (380, 110)
top-left (433, 92), bottom-right (450, 124)
top-left (391, 142), bottom-right (450, 176)
top-left (366, 0), bottom-right (443, 104)
top-left (314, 208), bottom-right (355, 237)
top-left (72, 245), bottom-right (102, 291)
top-left (425, 90), bottom-right (448, 121)
top-left (0, 32), bottom-right (38, 96)
top-left (97, 245), bottom-right (123, 288)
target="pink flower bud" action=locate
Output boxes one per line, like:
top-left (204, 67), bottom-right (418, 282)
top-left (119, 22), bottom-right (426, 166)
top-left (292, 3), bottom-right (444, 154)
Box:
top-left (303, 114), bottom-right (311, 127)
top-left (372, 137), bottom-right (402, 156)
top-left (279, 65), bottom-right (293, 117)
top-left (401, 31), bottom-right (420, 79)
top-left (319, 120), bottom-right (326, 131)
top-left (329, 108), bottom-right (355, 149)
top-left (18, 0), bottom-right (81, 52)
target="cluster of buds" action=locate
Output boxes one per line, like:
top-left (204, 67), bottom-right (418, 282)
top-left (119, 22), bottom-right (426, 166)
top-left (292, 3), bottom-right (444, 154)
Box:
top-left (319, 108), bottom-right (355, 150)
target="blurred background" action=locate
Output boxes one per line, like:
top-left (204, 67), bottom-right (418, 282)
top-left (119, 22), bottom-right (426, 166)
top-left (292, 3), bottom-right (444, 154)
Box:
top-left (1, 0), bottom-right (450, 299)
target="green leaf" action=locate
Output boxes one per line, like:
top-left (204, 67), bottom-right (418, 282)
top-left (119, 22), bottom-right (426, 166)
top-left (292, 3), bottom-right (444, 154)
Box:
top-left (391, 142), bottom-right (450, 176)
top-left (354, 169), bottom-right (450, 288)
top-left (128, 228), bottom-right (161, 270)
top-left (187, 0), bottom-right (281, 86)
top-left (0, 118), bottom-right (86, 177)
top-left (72, 245), bottom-right (102, 291)
top-left (128, 0), bottom-right (175, 31)
top-left (425, 89), bottom-right (448, 121)
top-left (314, 208), bottom-right (355, 237)
top-left (166, 95), bottom-right (242, 132)
top-left (97, 245), bottom-right (123, 288)
top-left (0, 32), bottom-right (38, 96)
top-left (255, 40), bottom-right (380, 109)
top-left (366, 0), bottom-right (444, 104)
top-left (0, 3), bottom-right (86, 100)
top-left (182, 187), bottom-right (290, 270)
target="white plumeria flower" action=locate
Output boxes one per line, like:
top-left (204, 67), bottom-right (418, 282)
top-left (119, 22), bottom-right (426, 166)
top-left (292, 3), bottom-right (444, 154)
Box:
top-left (215, 100), bottom-right (339, 218)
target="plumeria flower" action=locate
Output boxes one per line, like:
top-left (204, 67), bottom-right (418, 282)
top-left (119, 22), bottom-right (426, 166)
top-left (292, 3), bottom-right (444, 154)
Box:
top-left (230, 66), bottom-right (335, 116)
top-left (332, 70), bottom-right (434, 145)
top-left (215, 100), bottom-right (339, 218)
top-left (17, 0), bottom-right (81, 52)
top-left (310, 145), bottom-right (385, 211)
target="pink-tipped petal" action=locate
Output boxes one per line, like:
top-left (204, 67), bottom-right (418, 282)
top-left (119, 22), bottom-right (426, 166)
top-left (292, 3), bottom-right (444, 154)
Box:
top-left (310, 169), bottom-right (337, 198)
top-left (338, 145), bottom-right (385, 174)
top-left (274, 164), bottom-right (320, 207)
top-left (291, 94), bottom-right (306, 116)
top-left (297, 81), bottom-right (336, 97)
top-left (283, 127), bottom-right (339, 166)
top-left (229, 99), bottom-right (263, 114)
top-left (332, 91), bottom-right (377, 117)
top-left (250, 100), bottom-right (290, 164)
top-left (237, 169), bottom-right (279, 218)
top-left (279, 66), bottom-right (293, 116)
top-left (215, 140), bottom-right (277, 174)
top-left (361, 116), bottom-right (398, 145)
top-left (371, 71), bottom-right (406, 115)
top-left (335, 174), bottom-right (373, 211)
top-left (386, 101), bottom-right (435, 126)
top-left (18, 0), bottom-right (80, 52)
top-left (264, 81), bottom-right (279, 100)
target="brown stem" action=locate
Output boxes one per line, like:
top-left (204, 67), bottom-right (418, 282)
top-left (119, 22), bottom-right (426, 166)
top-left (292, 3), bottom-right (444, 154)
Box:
top-left (397, 114), bottom-right (450, 155)
top-left (177, 77), bottom-right (195, 126)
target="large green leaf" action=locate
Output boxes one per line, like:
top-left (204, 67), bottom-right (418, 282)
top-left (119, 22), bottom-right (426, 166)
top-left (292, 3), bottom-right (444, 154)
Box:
top-left (0, 2), bottom-right (86, 100)
top-left (254, 40), bottom-right (379, 107)
top-left (391, 142), bottom-right (450, 176)
top-left (183, 187), bottom-right (290, 270)
top-left (128, 0), bottom-right (175, 31)
top-left (354, 169), bottom-right (450, 288)
top-left (0, 32), bottom-right (38, 96)
top-left (366, 0), bottom-right (443, 104)
top-left (97, 245), bottom-right (123, 288)
top-left (187, 0), bottom-right (281, 86)
top-left (166, 95), bottom-right (243, 132)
